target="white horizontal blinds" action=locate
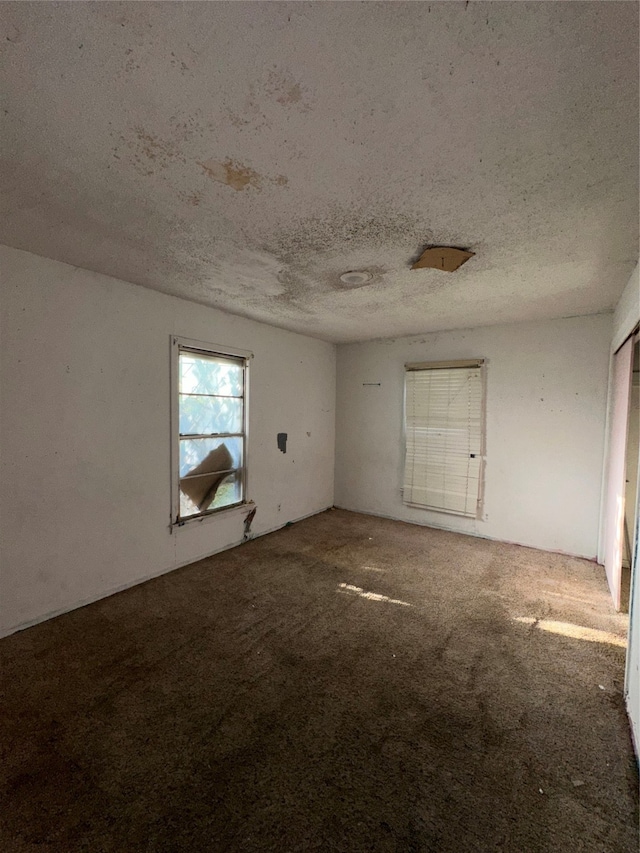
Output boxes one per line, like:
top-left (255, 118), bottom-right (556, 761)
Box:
top-left (404, 365), bottom-right (483, 517)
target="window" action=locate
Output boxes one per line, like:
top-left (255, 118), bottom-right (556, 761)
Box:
top-left (172, 338), bottom-right (250, 523)
top-left (403, 359), bottom-right (484, 518)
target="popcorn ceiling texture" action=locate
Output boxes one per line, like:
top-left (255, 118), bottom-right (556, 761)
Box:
top-left (1, 1), bottom-right (637, 342)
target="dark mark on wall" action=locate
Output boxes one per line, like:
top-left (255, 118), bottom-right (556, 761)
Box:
top-left (243, 506), bottom-right (257, 541)
top-left (277, 433), bottom-right (288, 453)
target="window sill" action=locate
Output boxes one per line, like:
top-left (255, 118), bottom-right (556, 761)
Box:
top-left (170, 500), bottom-right (255, 531)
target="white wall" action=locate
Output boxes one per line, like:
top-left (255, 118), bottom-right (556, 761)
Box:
top-left (0, 246), bottom-right (336, 636)
top-left (625, 379), bottom-right (639, 554)
top-left (612, 262), bottom-right (639, 353)
top-left (335, 314), bottom-right (612, 559)
top-left (611, 263), bottom-right (640, 756)
top-left (598, 266), bottom-right (640, 566)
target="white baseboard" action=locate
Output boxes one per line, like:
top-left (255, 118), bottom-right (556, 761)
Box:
top-left (0, 506), bottom-right (332, 640)
top-left (333, 504), bottom-right (598, 562)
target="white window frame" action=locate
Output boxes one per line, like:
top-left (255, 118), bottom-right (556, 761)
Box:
top-left (171, 336), bottom-right (252, 527)
top-left (402, 358), bottom-right (486, 519)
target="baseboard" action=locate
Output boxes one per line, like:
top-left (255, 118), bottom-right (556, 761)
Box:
top-left (0, 505), bottom-right (332, 640)
top-left (332, 504), bottom-right (598, 562)
top-left (626, 694), bottom-right (640, 763)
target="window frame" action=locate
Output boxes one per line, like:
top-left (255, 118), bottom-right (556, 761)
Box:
top-left (402, 358), bottom-right (486, 519)
top-left (170, 336), bottom-right (252, 527)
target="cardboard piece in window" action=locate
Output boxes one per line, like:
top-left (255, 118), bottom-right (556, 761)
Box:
top-left (180, 443), bottom-right (233, 512)
top-left (411, 246), bottom-right (474, 272)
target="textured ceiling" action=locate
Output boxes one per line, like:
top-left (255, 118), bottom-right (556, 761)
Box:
top-left (1, 1), bottom-right (638, 343)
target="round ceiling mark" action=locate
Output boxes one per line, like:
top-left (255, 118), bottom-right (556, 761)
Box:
top-left (340, 270), bottom-right (373, 286)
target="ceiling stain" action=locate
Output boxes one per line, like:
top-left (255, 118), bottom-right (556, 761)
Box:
top-left (218, 70), bottom-right (311, 139)
top-left (198, 158), bottom-right (287, 191)
top-left (4, 24), bottom-right (23, 44)
top-left (265, 69), bottom-right (312, 112)
top-left (179, 191), bottom-right (202, 207)
top-left (123, 48), bottom-right (140, 75)
top-left (1, 2), bottom-right (637, 343)
top-left (264, 207), bottom-right (432, 265)
top-left (114, 127), bottom-right (186, 176)
top-left (223, 84), bottom-right (271, 132)
top-left (198, 158), bottom-right (263, 190)
top-left (112, 117), bottom-right (215, 176)
top-left (169, 51), bottom-right (191, 75)
top-left (256, 206), bottom-right (437, 307)
top-left (277, 82), bottom-right (303, 106)
top-left (136, 128), bottom-right (176, 162)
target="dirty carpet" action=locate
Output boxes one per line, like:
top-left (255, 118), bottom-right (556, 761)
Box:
top-left (0, 509), bottom-right (637, 852)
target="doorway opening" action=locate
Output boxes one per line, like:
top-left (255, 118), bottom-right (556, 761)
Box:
top-left (621, 339), bottom-right (639, 612)
top-left (603, 331), bottom-right (638, 612)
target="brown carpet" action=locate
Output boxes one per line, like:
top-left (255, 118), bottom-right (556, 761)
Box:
top-left (1, 509), bottom-right (637, 852)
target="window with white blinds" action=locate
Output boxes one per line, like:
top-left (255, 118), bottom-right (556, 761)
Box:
top-left (403, 360), bottom-right (484, 517)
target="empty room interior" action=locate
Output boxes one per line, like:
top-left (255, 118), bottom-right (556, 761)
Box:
top-left (1, 2), bottom-right (640, 851)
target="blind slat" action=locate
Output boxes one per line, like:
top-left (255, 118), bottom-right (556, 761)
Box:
top-left (403, 365), bottom-right (483, 518)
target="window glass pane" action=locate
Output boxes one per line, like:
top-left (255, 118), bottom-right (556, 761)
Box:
top-left (179, 395), bottom-right (243, 436)
top-left (179, 352), bottom-right (243, 397)
top-left (179, 436), bottom-right (243, 477)
top-left (175, 345), bottom-right (247, 522)
top-left (212, 471), bottom-right (242, 509)
top-left (180, 471), bottom-right (242, 518)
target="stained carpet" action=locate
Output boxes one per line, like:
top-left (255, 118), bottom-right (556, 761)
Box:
top-left (1, 509), bottom-right (637, 852)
